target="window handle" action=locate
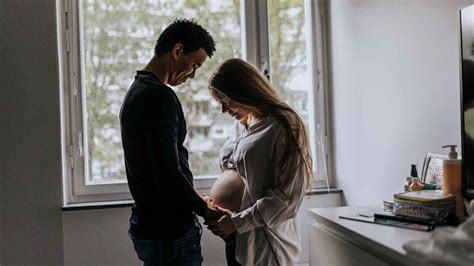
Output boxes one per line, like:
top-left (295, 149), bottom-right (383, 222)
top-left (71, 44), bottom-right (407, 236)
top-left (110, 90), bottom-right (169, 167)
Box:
top-left (78, 132), bottom-right (83, 156)
top-left (261, 61), bottom-right (270, 81)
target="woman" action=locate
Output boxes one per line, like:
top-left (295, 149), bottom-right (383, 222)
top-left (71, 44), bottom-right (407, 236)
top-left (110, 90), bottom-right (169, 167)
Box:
top-left (205, 58), bottom-right (313, 266)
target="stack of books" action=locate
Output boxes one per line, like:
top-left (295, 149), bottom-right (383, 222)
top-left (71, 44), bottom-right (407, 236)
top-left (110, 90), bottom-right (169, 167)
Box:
top-left (374, 190), bottom-right (456, 231)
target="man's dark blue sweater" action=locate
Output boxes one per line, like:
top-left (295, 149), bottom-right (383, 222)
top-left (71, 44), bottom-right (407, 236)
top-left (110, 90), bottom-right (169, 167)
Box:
top-left (120, 70), bottom-right (207, 240)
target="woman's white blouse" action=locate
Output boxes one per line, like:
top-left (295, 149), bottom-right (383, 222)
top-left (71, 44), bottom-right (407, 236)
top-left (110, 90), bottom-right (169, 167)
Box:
top-left (219, 116), bottom-right (306, 266)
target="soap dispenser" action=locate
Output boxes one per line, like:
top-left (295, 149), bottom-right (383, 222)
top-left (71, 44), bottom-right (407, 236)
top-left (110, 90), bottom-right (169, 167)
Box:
top-left (442, 145), bottom-right (464, 217)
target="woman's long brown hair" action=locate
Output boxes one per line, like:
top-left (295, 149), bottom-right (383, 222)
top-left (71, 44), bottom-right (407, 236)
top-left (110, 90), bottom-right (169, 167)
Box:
top-left (208, 58), bottom-right (313, 190)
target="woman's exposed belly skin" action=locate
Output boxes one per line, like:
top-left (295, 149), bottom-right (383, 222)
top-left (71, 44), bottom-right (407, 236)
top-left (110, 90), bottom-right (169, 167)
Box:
top-left (208, 169), bottom-right (245, 212)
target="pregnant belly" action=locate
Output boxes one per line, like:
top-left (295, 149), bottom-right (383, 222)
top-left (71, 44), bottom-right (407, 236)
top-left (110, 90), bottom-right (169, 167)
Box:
top-left (208, 169), bottom-right (245, 212)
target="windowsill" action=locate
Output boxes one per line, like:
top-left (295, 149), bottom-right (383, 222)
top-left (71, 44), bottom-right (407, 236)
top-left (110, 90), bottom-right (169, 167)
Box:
top-left (306, 187), bottom-right (343, 195)
top-left (61, 188), bottom-right (342, 211)
top-left (62, 200), bottom-right (134, 211)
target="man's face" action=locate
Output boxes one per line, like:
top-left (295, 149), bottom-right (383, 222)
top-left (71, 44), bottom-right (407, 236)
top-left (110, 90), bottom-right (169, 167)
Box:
top-left (169, 47), bottom-right (207, 86)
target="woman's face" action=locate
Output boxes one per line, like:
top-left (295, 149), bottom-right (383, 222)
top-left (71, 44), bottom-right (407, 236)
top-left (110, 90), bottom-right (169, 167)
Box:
top-left (219, 96), bottom-right (254, 121)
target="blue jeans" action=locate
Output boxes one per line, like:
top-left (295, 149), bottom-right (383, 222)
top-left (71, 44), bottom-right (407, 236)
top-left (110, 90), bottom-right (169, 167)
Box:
top-left (129, 219), bottom-right (203, 266)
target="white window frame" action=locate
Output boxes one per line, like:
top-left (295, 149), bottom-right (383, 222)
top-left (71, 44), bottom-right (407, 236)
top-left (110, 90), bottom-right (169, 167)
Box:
top-left (306, 0), bottom-right (333, 188)
top-left (59, 0), bottom-right (331, 205)
top-left (59, 0), bottom-right (130, 204)
top-left (242, 0), bottom-right (332, 188)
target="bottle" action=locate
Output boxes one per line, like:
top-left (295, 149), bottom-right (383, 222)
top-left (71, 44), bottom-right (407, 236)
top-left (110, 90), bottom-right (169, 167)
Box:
top-left (442, 145), bottom-right (464, 217)
top-left (404, 164), bottom-right (418, 191)
top-left (404, 176), bottom-right (413, 192)
top-left (410, 177), bottom-right (423, 191)
top-left (410, 164), bottom-right (418, 178)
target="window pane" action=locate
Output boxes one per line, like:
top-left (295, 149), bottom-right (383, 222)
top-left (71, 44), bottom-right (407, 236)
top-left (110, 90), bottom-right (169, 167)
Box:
top-left (268, 0), bottom-right (309, 128)
top-left (80, 0), bottom-right (241, 184)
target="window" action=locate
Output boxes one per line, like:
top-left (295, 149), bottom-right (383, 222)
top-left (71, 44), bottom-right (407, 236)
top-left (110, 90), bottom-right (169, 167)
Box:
top-left (59, 0), bottom-right (330, 204)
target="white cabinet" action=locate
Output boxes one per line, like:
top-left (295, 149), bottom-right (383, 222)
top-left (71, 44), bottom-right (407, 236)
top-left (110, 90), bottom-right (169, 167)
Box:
top-left (307, 206), bottom-right (430, 266)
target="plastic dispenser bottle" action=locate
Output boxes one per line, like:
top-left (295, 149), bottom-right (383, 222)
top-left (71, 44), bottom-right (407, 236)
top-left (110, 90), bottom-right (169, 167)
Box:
top-left (442, 145), bottom-right (464, 217)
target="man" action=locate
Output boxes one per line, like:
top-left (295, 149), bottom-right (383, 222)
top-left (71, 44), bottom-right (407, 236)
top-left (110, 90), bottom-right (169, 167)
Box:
top-left (120, 19), bottom-right (220, 265)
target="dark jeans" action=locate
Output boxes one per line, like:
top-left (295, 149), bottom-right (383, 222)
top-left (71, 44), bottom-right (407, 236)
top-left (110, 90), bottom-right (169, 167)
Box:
top-left (129, 218), bottom-right (203, 266)
top-left (225, 233), bottom-right (241, 266)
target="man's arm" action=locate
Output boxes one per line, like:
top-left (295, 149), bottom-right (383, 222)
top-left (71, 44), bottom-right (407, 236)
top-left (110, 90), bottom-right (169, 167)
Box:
top-left (142, 90), bottom-right (220, 218)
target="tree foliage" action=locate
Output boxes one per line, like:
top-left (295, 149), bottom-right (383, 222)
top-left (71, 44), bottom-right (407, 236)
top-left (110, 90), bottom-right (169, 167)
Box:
top-left (81, 0), bottom-right (307, 182)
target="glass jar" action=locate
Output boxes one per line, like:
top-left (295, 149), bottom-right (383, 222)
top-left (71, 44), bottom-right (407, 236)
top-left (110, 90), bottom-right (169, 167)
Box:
top-left (410, 177), bottom-right (423, 191)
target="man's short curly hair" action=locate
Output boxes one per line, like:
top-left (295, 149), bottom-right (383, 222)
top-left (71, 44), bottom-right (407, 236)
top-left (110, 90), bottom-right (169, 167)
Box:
top-left (155, 19), bottom-right (216, 58)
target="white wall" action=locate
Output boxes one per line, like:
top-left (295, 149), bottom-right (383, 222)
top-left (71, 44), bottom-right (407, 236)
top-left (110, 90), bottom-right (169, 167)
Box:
top-left (1, 0), bottom-right (65, 265)
top-left (328, 0), bottom-right (472, 205)
top-left (62, 193), bottom-right (342, 266)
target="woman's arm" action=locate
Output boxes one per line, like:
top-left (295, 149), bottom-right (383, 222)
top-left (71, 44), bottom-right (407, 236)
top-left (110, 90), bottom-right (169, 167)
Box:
top-left (233, 124), bottom-right (306, 233)
top-left (208, 150), bottom-right (305, 237)
top-left (231, 152), bottom-right (305, 233)
top-left (209, 120), bottom-right (306, 236)
top-left (218, 121), bottom-right (243, 171)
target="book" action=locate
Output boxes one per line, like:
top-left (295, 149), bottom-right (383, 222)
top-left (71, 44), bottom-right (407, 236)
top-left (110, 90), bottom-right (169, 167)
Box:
top-left (373, 211), bottom-right (437, 231)
top-left (373, 217), bottom-right (435, 231)
top-left (338, 209), bottom-right (436, 231)
top-left (373, 212), bottom-right (437, 226)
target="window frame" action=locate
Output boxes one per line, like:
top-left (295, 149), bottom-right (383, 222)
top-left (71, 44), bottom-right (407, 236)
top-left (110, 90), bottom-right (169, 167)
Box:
top-left (305, 0), bottom-right (333, 188)
top-left (242, 0), bottom-right (332, 188)
top-left (59, 0), bottom-right (332, 205)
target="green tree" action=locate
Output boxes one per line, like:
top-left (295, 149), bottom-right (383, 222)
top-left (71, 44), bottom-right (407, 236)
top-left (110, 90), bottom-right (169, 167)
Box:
top-left (81, 0), bottom-right (307, 182)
